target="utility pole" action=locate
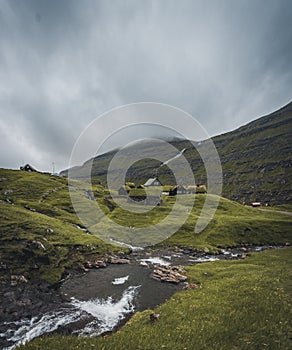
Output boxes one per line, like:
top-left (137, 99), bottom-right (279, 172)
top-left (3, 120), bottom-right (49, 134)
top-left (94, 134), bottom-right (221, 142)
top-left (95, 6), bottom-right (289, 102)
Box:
top-left (52, 162), bottom-right (55, 175)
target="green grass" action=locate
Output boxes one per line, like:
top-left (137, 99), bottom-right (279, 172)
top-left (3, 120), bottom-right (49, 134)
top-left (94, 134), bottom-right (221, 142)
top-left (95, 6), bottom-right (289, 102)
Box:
top-left (163, 195), bottom-right (292, 250)
top-left (93, 194), bottom-right (292, 250)
top-left (19, 247), bottom-right (292, 350)
top-left (0, 169), bottom-right (125, 285)
top-left (1, 168), bottom-right (291, 284)
top-left (259, 204), bottom-right (292, 212)
top-left (64, 102), bottom-right (292, 205)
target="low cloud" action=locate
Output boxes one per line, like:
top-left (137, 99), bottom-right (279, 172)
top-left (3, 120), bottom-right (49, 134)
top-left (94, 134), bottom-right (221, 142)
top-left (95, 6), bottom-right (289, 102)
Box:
top-left (0, 0), bottom-right (291, 172)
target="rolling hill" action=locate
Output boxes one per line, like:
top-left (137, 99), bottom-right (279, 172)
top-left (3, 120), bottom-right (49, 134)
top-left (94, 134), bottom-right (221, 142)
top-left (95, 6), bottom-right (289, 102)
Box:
top-left (1, 167), bottom-right (291, 286)
top-left (61, 102), bottom-right (292, 204)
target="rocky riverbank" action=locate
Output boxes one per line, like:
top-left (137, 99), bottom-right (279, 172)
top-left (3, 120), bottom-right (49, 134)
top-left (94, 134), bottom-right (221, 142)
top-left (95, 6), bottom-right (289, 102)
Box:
top-left (0, 245), bottom-right (282, 349)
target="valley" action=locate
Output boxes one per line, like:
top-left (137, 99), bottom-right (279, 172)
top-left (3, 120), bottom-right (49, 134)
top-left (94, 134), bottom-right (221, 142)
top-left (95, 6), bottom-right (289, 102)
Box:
top-left (0, 103), bottom-right (291, 349)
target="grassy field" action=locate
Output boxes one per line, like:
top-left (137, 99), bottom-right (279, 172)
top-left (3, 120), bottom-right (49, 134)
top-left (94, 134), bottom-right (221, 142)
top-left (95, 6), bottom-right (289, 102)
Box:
top-left (258, 204), bottom-right (292, 212)
top-left (95, 194), bottom-right (292, 250)
top-left (19, 247), bottom-right (292, 350)
top-left (1, 168), bottom-right (291, 348)
top-left (1, 168), bottom-right (291, 285)
top-left (0, 169), bottom-right (124, 285)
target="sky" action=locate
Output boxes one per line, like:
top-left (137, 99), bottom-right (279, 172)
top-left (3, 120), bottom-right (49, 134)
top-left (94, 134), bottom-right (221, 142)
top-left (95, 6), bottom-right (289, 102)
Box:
top-left (0, 0), bottom-right (291, 173)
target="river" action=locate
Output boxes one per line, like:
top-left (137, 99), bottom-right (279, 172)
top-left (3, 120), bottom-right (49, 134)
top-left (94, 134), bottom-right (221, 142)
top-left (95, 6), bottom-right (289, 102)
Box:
top-left (0, 245), bottom-right (271, 349)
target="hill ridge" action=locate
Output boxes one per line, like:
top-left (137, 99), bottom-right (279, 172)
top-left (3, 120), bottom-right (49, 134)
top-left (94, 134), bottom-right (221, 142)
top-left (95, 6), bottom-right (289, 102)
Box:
top-left (61, 102), bottom-right (292, 204)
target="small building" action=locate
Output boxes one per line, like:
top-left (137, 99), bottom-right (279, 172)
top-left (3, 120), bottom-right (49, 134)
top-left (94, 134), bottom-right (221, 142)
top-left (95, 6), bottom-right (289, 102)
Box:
top-left (177, 185), bottom-right (188, 194)
top-left (162, 185), bottom-right (177, 196)
top-left (144, 177), bottom-right (163, 187)
top-left (20, 164), bottom-right (37, 172)
top-left (251, 202), bottom-right (262, 207)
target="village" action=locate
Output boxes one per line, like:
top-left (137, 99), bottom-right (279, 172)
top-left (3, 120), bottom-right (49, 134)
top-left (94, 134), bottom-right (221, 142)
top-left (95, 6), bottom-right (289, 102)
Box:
top-left (19, 164), bottom-right (269, 208)
top-left (118, 177), bottom-right (207, 205)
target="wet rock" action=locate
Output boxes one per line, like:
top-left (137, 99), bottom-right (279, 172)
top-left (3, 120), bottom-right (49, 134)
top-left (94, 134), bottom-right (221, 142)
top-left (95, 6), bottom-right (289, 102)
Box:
top-left (173, 246), bottom-right (184, 253)
top-left (31, 240), bottom-right (46, 251)
top-left (10, 275), bottom-right (28, 286)
top-left (151, 265), bottom-right (187, 284)
top-left (203, 247), bottom-right (210, 253)
top-left (109, 256), bottom-right (130, 264)
top-left (183, 283), bottom-right (199, 290)
top-left (83, 259), bottom-right (107, 269)
top-left (0, 261), bottom-right (7, 270)
top-left (93, 260), bottom-right (107, 268)
top-left (84, 261), bottom-right (93, 269)
top-left (81, 267), bottom-right (89, 273)
top-left (149, 312), bottom-right (160, 322)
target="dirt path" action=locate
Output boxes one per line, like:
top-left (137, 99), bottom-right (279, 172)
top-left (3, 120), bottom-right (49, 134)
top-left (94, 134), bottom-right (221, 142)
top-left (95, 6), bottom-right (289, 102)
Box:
top-left (258, 208), bottom-right (292, 216)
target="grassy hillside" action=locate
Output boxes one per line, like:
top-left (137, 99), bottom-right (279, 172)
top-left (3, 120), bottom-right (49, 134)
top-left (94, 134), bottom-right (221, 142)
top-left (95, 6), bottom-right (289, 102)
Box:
top-left (94, 194), bottom-right (292, 250)
top-left (0, 169), bottom-right (123, 285)
top-left (1, 168), bottom-right (291, 285)
top-left (19, 247), bottom-right (292, 350)
top-left (61, 102), bottom-right (292, 204)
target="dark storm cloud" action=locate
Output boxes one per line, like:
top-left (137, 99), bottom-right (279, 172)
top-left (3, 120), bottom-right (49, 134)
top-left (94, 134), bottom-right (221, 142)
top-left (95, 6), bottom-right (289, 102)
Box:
top-left (0, 0), bottom-right (291, 171)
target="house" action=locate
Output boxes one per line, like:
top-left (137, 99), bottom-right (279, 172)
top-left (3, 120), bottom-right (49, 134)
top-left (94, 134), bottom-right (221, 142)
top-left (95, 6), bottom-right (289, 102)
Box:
top-left (144, 177), bottom-right (163, 187)
top-left (20, 164), bottom-right (37, 172)
top-left (176, 185), bottom-right (188, 194)
top-left (162, 185), bottom-right (177, 196)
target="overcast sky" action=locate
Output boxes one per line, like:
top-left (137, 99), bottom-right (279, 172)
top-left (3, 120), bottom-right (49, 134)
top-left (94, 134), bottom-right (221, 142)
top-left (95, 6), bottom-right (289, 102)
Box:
top-left (0, 0), bottom-right (291, 172)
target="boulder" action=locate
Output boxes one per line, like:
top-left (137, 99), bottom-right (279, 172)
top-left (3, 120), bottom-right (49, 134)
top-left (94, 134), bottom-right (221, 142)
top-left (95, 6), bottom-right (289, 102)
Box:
top-left (149, 312), bottom-right (160, 322)
top-left (183, 283), bottom-right (199, 290)
top-left (46, 228), bottom-right (54, 234)
top-left (109, 256), bottom-right (130, 264)
top-left (31, 240), bottom-right (46, 251)
top-left (151, 265), bottom-right (187, 284)
top-left (93, 260), bottom-right (107, 268)
top-left (10, 275), bottom-right (28, 286)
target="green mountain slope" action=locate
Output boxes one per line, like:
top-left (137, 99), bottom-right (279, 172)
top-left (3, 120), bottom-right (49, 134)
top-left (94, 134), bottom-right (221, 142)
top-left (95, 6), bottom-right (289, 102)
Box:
top-left (0, 169), bottom-right (122, 285)
top-left (61, 102), bottom-right (292, 204)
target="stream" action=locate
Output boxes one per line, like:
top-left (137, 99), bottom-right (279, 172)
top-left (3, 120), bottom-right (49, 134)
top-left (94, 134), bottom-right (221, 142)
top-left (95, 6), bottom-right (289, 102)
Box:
top-left (0, 245), bottom-right (272, 349)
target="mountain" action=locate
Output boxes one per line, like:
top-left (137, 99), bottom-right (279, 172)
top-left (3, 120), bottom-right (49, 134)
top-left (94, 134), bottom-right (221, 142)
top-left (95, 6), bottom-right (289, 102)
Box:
top-left (61, 102), bottom-right (292, 204)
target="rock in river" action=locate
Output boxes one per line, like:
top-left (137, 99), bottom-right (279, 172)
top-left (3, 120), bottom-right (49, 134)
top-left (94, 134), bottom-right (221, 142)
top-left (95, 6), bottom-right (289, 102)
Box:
top-left (151, 265), bottom-right (187, 284)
